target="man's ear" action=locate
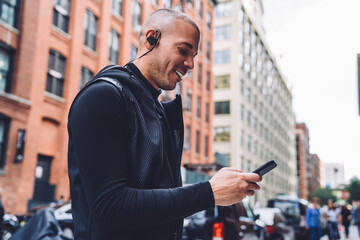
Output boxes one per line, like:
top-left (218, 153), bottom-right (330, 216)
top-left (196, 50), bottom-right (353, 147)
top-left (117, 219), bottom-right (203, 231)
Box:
top-left (145, 29), bottom-right (160, 49)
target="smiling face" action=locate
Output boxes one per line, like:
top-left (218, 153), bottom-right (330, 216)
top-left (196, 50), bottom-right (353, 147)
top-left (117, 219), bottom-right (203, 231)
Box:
top-left (145, 19), bottom-right (200, 90)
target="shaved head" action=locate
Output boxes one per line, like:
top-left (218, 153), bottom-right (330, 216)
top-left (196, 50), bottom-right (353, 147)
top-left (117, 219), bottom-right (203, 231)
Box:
top-left (139, 9), bottom-right (200, 48)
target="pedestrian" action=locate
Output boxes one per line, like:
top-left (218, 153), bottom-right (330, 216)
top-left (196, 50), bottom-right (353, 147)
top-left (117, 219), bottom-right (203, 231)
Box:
top-left (324, 200), bottom-right (341, 240)
top-left (306, 197), bottom-right (322, 240)
top-left (340, 203), bottom-right (352, 239)
top-left (353, 200), bottom-right (360, 238)
top-left (67, 9), bottom-right (262, 240)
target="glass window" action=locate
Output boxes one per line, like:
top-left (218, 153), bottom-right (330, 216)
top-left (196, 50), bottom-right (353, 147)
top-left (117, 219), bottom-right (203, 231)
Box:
top-left (196, 130), bottom-right (200, 153)
top-left (0, 47), bottom-right (12, 93)
top-left (214, 126), bottom-right (230, 142)
top-left (206, 40), bottom-right (211, 60)
top-left (46, 49), bottom-right (66, 97)
top-left (240, 105), bottom-right (244, 120)
top-left (164, 0), bottom-right (171, 8)
top-left (214, 2), bottom-right (232, 18)
top-left (238, 53), bottom-right (244, 68)
top-left (204, 135), bottom-right (208, 157)
top-left (215, 101), bottom-right (230, 114)
top-left (197, 0), bottom-right (203, 19)
top-left (197, 63), bottom-right (202, 85)
top-left (245, 87), bottom-right (251, 103)
top-left (0, 0), bottom-right (20, 28)
top-left (244, 39), bottom-right (250, 55)
top-left (206, 71), bottom-right (210, 91)
top-left (253, 117), bottom-right (257, 132)
top-left (214, 50), bottom-right (230, 65)
top-left (0, 115), bottom-right (10, 169)
top-left (53, 0), bottom-right (71, 33)
top-left (84, 9), bottom-right (98, 51)
top-left (80, 66), bottom-right (93, 89)
top-left (206, 11), bottom-right (211, 29)
top-left (130, 44), bottom-right (138, 61)
top-left (109, 29), bottom-right (120, 64)
top-left (196, 96), bottom-right (201, 118)
top-left (246, 135), bottom-right (251, 151)
top-left (112, 0), bottom-right (123, 16)
top-left (214, 24), bottom-right (231, 40)
top-left (186, 91), bottom-right (191, 111)
top-left (184, 125), bottom-right (190, 150)
top-left (215, 75), bottom-right (230, 89)
top-left (132, 0), bottom-right (141, 32)
top-left (246, 110), bottom-right (251, 126)
top-left (205, 102), bottom-right (209, 123)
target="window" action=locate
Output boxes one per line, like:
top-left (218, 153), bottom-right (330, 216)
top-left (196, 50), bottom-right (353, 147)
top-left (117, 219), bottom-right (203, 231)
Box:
top-left (164, 0), bottom-right (171, 8)
top-left (80, 67), bottom-right (93, 89)
top-left (240, 105), bottom-right (244, 120)
top-left (206, 11), bottom-right (211, 29)
top-left (214, 126), bottom-right (230, 142)
top-left (206, 41), bottom-right (211, 60)
top-left (245, 110), bottom-right (252, 127)
top-left (214, 50), bottom-right (230, 65)
top-left (215, 101), bottom-right (230, 114)
top-left (196, 96), bottom-right (201, 118)
top-left (0, 0), bottom-right (20, 28)
top-left (238, 53), bottom-right (244, 67)
top-left (130, 44), bottom-right (138, 61)
top-left (184, 125), bottom-right (190, 151)
top-left (197, 0), bottom-right (203, 18)
top-left (46, 49), bottom-right (66, 97)
top-left (112, 0), bottom-right (123, 16)
top-left (84, 9), bottom-right (98, 51)
top-left (215, 75), bottom-right (230, 89)
top-left (206, 71), bottom-right (210, 91)
top-left (197, 63), bottom-right (202, 85)
top-left (214, 25), bottom-right (231, 40)
top-left (0, 46), bottom-right (13, 93)
top-left (238, 29), bottom-right (244, 45)
top-left (53, 0), bottom-right (71, 33)
top-left (215, 2), bottom-right (232, 18)
top-left (205, 102), bottom-right (209, 123)
top-left (132, 0), bottom-right (141, 32)
top-left (186, 91), bottom-right (191, 111)
top-left (0, 114), bottom-right (10, 169)
top-left (109, 29), bottom-right (120, 64)
top-left (204, 135), bottom-right (208, 157)
top-left (245, 87), bottom-right (251, 103)
top-left (195, 130), bottom-right (200, 153)
top-left (253, 117), bottom-right (257, 132)
top-left (246, 135), bottom-right (251, 151)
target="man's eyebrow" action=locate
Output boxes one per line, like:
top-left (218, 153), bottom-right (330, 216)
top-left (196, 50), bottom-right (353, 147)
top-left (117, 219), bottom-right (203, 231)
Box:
top-left (177, 42), bottom-right (194, 49)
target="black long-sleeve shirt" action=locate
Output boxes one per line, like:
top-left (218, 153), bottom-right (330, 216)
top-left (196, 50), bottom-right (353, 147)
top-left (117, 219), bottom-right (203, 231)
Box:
top-left (67, 64), bottom-right (215, 239)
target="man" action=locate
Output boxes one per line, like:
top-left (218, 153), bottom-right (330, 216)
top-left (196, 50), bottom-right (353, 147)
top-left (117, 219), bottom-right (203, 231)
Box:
top-left (353, 201), bottom-right (360, 238)
top-left (306, 197), bottom-right (322, 240)
top-left (68, 9), bottom-right (261, 240)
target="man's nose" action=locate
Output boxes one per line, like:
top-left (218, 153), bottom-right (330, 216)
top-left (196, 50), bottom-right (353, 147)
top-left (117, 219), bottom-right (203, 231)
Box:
top-left (184, 57), bottom-right (194, 70)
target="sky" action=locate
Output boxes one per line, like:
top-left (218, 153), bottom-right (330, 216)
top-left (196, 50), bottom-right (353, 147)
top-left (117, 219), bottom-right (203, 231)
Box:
top-left (261, 0), bottom-right (360, 182)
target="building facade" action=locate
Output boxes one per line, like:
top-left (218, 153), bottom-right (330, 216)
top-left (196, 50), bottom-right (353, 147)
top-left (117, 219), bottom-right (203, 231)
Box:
top-left (0, 0), bottom-right (216, 214)
top-left (309, 153), bottom-right (321, 194)
top-left (212, 0), bottom-right (297, 206)
top-left (295, 123), bottom-right (310, 199)
top-left (323, 162), bottom-right (345, 189)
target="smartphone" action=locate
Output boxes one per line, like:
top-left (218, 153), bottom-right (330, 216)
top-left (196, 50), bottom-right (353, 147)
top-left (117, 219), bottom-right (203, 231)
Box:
top-left (252, 160), bottom-right (277, 176)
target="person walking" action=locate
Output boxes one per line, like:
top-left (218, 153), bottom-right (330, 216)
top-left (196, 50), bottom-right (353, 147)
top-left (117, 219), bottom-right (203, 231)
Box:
top-left (67, 9), bottom-right (262, 240)
top-left (306, 197), bottom-right (322, 240)
top-left (324, 200), bottom-right (341, 240)
top-left (340, 203), bottom-right (352, 239)
top-left (353, 200), bottom-right (360, 238)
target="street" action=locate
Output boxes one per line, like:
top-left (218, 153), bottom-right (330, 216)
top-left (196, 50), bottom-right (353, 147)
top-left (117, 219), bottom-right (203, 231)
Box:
top-left (320, 225), bottom-right (360, 240)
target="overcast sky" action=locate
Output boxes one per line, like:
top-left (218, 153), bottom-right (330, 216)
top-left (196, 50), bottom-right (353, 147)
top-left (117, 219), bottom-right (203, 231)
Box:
top-left (261, 0), bottom-right (360, 182)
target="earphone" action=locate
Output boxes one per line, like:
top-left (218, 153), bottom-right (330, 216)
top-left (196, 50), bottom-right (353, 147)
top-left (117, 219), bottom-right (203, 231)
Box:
top-left (147, 29), bottom-right (161, 46)
top-left (124, 29), bottom-right (161, 66)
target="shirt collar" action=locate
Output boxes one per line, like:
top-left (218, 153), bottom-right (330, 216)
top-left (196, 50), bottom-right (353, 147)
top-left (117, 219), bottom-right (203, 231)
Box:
top-left (126, 63), bottom-right (162, 100)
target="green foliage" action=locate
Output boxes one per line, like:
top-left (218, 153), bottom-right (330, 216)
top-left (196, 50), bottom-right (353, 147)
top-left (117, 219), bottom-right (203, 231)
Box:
top-left (345, 176), bottom-right (360, 202)
top-left (310, 187), bottom-right (336, 206)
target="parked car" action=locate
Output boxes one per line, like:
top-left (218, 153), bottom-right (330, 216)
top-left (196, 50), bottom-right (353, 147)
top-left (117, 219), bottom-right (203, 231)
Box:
top-left (2, 213), bottom-right (20, 240)
top-left (182, 197), bottom-right (264, 240)
top-left (254, 208), bottom-right (295, 240)
top-left (267, 195), bottom-right (308, 240)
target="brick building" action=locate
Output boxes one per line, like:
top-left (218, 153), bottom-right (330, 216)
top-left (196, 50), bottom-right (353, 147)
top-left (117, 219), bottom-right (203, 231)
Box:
top-left (0, 0), bottom-right (215, 214)
top-left (309, 153), bottom-right (321, 194)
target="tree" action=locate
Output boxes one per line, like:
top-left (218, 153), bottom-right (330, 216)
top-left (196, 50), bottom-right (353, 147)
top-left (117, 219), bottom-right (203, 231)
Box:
top-left (310, 187), bottom-right (336, 206)
top-left (345, 176), bottom-right (360, 202)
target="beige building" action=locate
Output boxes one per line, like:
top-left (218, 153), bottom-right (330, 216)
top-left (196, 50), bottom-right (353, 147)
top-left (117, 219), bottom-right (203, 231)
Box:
top-left (212, 0), bottom-right (297, 206)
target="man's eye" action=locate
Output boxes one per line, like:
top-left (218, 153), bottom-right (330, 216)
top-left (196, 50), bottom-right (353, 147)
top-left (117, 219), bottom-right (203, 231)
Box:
top-left (178, 47), bottom-right (187, 55)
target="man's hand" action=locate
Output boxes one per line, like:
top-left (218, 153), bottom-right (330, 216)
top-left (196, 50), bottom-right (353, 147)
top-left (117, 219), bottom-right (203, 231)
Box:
top-left (209, 167), bottom-right (261, 206)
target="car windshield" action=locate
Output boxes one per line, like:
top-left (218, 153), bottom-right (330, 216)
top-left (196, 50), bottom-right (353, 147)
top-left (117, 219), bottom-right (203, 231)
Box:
top-left (273, 201), bottom-right (300, 219)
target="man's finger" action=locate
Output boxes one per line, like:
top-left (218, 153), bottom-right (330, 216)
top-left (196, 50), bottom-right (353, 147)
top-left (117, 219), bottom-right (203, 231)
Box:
top-left (241, 173), bottom-right (262, 182)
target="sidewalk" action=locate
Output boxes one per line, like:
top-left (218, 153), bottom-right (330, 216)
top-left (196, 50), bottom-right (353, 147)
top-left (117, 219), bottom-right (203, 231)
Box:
top-left (320, 225), bottom-right (360, 240)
